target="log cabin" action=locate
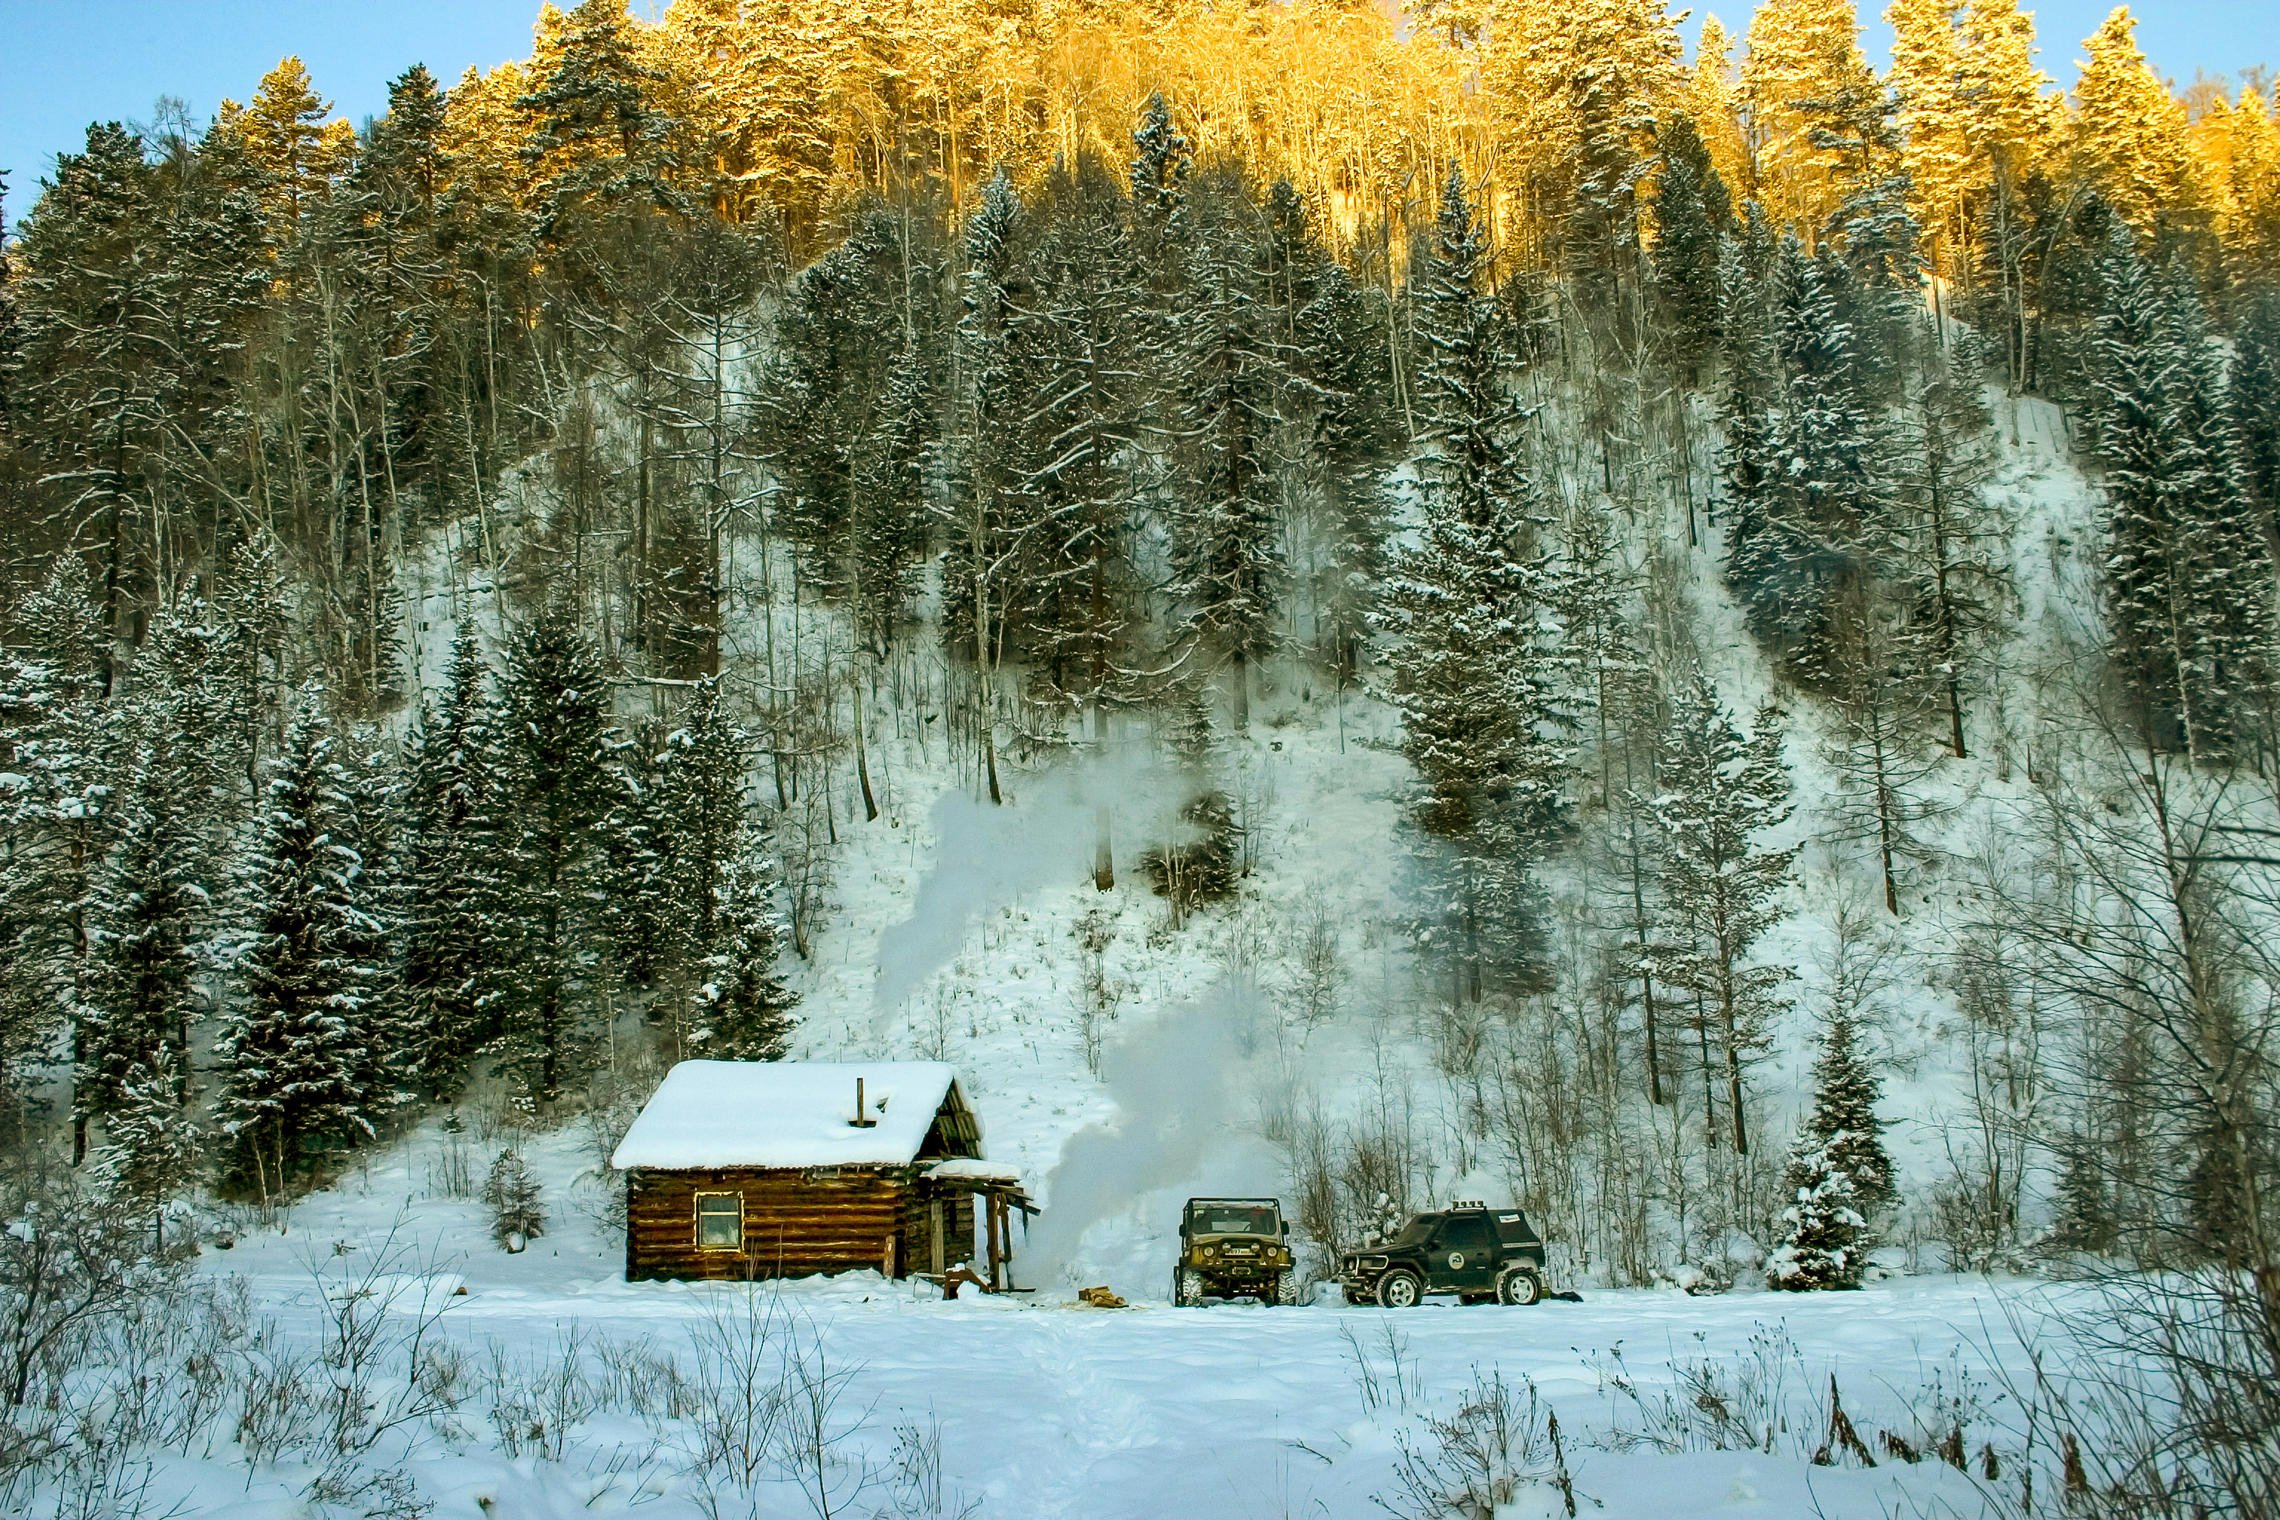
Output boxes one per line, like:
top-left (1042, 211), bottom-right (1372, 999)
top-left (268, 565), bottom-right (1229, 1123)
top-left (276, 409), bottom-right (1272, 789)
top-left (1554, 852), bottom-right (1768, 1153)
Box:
top-left (609, 1060), bottom-right (1034, 1285)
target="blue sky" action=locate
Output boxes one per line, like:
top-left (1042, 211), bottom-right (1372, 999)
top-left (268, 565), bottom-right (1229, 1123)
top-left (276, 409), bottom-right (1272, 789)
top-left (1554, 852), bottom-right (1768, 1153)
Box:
top-left (1, 1), bottom-right (2271, 217)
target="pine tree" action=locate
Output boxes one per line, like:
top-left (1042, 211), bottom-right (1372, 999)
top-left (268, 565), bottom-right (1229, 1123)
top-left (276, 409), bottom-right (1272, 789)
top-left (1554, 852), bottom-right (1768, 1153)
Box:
top-left (1651, 113), bottom-right (1734, 382)
top-left (1645, 675), bottom-right (1797, 1157)
top-left (338, 735), bottom-right (416, 1123)
top-left (212, 696), bottom-right (377, 1196)
top-left (493, 599), bottom-right (619, 1103)
top-left (1802, 1002), bottom-right (1897, 1219)
top-left (0, 559), bottom-right (115, 1134)
top-left (1168, 171), bottom-right (1286, 729)
top-left (1010, 154), bottom-right (1149, 707)
top-left (2073, 8), bottom-right (2201, 241)
top-left (2235, 291), bottom-right (2280, 540)
top-left (1765, 1135), bottom-right (1871, 1289)
top-left (77, 741), bottom-right (206, 1162)
top-left (1383, 165), bottom-right (1571, 999)
top-left (1726, 236), bottom-right (1892, 670)
top-left (482, 1146), bottom-right (546, 1248)
top-left (1740, 0), bottom-right (1889, 240)
top-left (1129, 92), bottom-right (1192, 275)
top-left (516, 0), bottom-right (688, 281)
top-left (2048, 1134), bottom-right (2118, 1255)
top-left (2094, 234), bottom-right (2275, 759)
top-left (99, 1044), bottom-right (201, 1250)
top-left (11, 123), bottom-right (168, 658)
top-left (230, 56), bottom-right (355, 238)
top-left (773, 202), bottom-right (932, 642)
top-left (691, 853), bottom-right (799, 1060)
top-left (400, 625), bottom-right (506, 1093)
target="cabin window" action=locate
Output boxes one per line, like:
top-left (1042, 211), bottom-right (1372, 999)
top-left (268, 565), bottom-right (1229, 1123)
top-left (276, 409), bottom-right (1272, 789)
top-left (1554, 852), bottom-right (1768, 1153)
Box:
top-left (694, 1192), bottom-right (743, 1251)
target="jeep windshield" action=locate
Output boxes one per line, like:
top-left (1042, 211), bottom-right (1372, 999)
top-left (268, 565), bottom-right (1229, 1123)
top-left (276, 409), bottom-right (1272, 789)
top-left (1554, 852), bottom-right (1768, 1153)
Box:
top-left (1386, 1216), bottom-right (1437, 1248)
top-left (1187, 1205), bottom-right (1277, 1236)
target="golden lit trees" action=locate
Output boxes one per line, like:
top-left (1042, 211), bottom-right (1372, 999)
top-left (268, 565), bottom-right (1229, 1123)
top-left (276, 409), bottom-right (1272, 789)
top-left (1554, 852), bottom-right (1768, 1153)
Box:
top-left (1887, 0), bottom-right (1972, 275)
top-left (1741, 0), bottom-right (1886, 243)
top-left (1482, 0), bottom-right (1686, 278)
top-left (1687, 16), bottom-right (1754, 201)
top-left (2220, 85), bottom-right (2280, 278)
top-left (227, 57), bottom-right (357, 238)
top-left (2072, 6), bottom-right (2200, 239)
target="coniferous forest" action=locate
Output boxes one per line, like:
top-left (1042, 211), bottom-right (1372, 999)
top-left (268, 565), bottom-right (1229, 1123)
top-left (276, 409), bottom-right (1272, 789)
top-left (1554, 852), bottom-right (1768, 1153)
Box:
top-left (3, 3), bottom-right (2280, 1515)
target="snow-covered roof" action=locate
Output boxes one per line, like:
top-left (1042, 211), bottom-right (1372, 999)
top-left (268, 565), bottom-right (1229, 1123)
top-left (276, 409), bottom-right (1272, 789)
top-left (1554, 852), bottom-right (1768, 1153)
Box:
top-left (924, 1157), bottom-right (1023, 1184)
top-left (610, 1061), bottom-right (975, 1171)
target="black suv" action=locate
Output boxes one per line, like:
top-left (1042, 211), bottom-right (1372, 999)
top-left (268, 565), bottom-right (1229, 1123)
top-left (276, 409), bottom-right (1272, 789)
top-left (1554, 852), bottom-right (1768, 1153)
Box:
top-left (1173, 1197), bottom-right (1298, 1305)
top-left (1338, 1203), bottom-right (1547, 1307)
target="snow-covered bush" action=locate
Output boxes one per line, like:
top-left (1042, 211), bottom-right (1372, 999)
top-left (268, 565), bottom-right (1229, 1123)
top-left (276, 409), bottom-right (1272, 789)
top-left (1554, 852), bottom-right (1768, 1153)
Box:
top-left (1766, 1136), bottom-right (1870, 1291)
top-left (1381, 1369), bottom-right (1575, 1520)
top-left (482, 1148), bottom-right (545, 1250)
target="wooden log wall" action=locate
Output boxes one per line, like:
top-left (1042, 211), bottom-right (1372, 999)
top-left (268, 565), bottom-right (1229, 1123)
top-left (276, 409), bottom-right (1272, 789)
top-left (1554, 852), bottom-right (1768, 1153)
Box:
top-left (626, 1166), bottom-right (905, 1282)
top-left (899, 1184), bottom-right (977, 1275)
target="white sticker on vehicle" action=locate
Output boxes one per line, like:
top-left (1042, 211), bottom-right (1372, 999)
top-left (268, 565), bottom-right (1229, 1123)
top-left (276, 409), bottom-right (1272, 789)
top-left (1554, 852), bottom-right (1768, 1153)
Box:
top-left (1448, 1251), bottom-right (1465, 1269)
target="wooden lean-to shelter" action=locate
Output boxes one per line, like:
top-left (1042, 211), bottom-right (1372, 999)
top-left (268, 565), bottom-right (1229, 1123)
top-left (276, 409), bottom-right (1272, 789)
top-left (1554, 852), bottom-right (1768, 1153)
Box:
top-left (610, 1061), bottom-right (1035, 1285)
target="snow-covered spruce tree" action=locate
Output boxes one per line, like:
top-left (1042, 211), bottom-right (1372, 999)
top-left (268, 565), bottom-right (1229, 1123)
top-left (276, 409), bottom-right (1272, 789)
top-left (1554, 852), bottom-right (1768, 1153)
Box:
top-left (1644, 674), bottom-right (1796, 1157)
top-left (1765, 1135), bottom-right (1870, 1290)
top-left (337, 734), bottom-right (416, 1124)
top-left (1011, 154), bottom-right (1148, 711)
top-left (1650, 112), bottom-right (1734, 384)
top-left (99, 1044), bottom-right (200, 1250)
top-left (1382, 162), bottom-right (1572, 1000)
top-left (1264, 179), bottom-right (1396, 678)
top-left (1728, 236), bottom-right (1893, 672)
top-left (770, 201), bottom-right (933, 643)
top-left (137, 602), bottom-right (253, 876)
top-left (616, 677), bottom-right (756, 1053)
top-left (212, 696), bottom-right (378, 1197)
top-left (2093, 235), bottom-right (2275, 761)
top-left (2235, 291), bottom-right (2280, 533)
top-left (76, 739), bottom-right (206, 1165)
top-left (7, 558), bottom-right (118, 1156)
top-left (691, 853), bottom-right (798, 1061)
top-left (2047, 1131), bottom-right (2118, 1255)
top-left (1801, 1001), bottom-right (1897, 1221)
top-left (1128, 91), bottom-right (1191, 282)
top-left (482, 1146), bottom-right (545, 1249)
top-left (211, 537), bottom-right (291, 804)
top-left (398, 625), bottom-right (507, 1095)
top-left (1168, 168), bottom-right (1286, 729)
top-left (943, 172), bottom-right (1032, 804)
top-left (1715, 223), bottom-right (1781, 574)
top-left (493, 599), bottom-right (619, 1104)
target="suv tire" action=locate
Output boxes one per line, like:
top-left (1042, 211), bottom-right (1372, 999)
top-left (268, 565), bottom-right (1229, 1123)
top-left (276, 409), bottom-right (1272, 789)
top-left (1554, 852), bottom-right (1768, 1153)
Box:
top-left (1496, 1264), bottom-right (1543, 1306)
top-left (1376, 1268), bottom-right (1423, 1308)
top-left (1174, 1269), bottom-right (1204, 1307)
top-left (1273, 1272), bottom-right (1300, 1306)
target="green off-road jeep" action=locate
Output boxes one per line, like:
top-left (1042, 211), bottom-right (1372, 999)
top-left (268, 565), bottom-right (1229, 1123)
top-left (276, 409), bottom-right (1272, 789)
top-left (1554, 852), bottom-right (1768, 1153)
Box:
top-left (1172, 1197), bottom-right (1298, 1305)
top-left (1338, 1202), bottom-right (1548, 1308)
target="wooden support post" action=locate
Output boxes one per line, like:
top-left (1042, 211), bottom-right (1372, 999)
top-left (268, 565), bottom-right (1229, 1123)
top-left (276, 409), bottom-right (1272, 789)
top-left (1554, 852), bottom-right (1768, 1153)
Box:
top-left (929, 1198), bottom-right (946, 1275)
top-left (986, 1194), bottom-right (1007, 1292)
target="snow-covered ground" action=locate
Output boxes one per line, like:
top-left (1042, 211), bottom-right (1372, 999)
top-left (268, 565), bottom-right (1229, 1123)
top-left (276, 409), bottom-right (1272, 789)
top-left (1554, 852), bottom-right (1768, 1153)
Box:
top-left (146, 1104), bottom-right (2073, 1520)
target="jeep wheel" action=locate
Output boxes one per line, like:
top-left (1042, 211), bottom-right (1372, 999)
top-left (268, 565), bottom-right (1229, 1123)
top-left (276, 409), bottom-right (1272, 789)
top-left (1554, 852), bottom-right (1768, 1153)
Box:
top-left (1273, 1272), bottom-right (1300, 1307)
top-left (1375, 1269), bottom-right (1423, 1308)
top-left (1496, 1265), bottom-right (1543, 1306)
top-left (1174, 1269), bottom-right (1204, 1307)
